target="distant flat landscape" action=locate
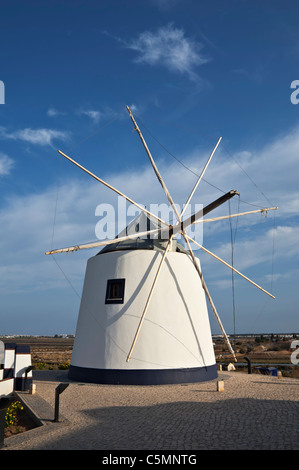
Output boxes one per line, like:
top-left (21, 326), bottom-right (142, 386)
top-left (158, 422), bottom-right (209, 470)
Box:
top-left (1, 334), bottom-right (298, 378)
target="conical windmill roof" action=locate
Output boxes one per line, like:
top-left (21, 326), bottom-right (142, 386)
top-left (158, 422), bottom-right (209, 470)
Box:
top-left (98, 211), bottom-right (188, 255)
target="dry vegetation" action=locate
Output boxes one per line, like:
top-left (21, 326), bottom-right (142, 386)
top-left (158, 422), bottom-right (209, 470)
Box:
top-left (0, 336), bottom-right (73, 370)
top-left (1, 334), bottom-right (298, 377)
top-left (213, 335), bottom-right (299, 378)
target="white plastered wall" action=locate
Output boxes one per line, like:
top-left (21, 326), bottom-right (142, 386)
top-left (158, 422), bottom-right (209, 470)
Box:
top-left (71, 250), bottom-right (216, 370)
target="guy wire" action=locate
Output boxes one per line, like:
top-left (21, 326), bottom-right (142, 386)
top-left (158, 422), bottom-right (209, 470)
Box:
top-left (136, 116), bottom-right (270, 209)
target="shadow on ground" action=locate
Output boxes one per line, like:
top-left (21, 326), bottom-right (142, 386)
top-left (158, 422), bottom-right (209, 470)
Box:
top-left (18, 396), bottom-right (299, 451)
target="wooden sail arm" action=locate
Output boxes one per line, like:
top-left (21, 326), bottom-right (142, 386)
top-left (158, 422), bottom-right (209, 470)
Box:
top-left (45, 227), bottom-right (165, 255)
top-left (184, 233), bottom-right (275, 299)
top-left (124, 190), bottom-right (242, 241)
top-left (202, 190), bottom-right (240, 217)
top-left (126, 237), bottom-right (173, 362)
top-left (126, 106), bottom-right (182, 224)
top-left (57, 150), bottom-right (168, 227)
top-left (195, 207), bottom-right (278, 224)
top-left (47, 189), bottom-right (260, 255)
top-left (170, 190), bottom-right (240, 236)
top-left (180, 137), bottom-right (222, 218)
top-left (181, 230), bottom-right (237, 361)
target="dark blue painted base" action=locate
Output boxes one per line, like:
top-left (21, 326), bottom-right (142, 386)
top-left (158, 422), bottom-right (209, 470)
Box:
top-left (68, 364), bottom-right (218, 385)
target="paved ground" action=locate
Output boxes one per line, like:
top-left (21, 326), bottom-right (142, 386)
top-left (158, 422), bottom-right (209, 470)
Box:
top-left (2, 370), bottom-right (299, 451)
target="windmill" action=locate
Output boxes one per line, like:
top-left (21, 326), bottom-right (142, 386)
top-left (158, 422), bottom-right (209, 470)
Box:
top-left (46, 106), bottom-right (277, 385)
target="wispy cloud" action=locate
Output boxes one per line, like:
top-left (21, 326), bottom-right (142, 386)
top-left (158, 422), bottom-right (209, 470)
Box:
top-left (47, 107), bottom-right (67, 117)
top-left (0, 124), bottom-right (297, 333)
top-left (231, 66), bottom-right (267, 85)
top-left (124, 23), bottom-right (210, 81)
top-left (48, 106), bottom-right (106, 124)
top-left (78, 109), bottom-right (101, 123)
top-left (0, 127), bottom-right (69, 146)
top-left (76, 105), bottom-right (124, 123)
top-left (208, 224), bottom-right (298, 274)
top-left (0, 153), bottom-right (14, 176)
top-left (149, 0), bottom-right (180, 10)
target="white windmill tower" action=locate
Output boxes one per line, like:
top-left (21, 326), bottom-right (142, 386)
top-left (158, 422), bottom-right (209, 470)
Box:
top-left (46, 106), bottom-right (277, 385)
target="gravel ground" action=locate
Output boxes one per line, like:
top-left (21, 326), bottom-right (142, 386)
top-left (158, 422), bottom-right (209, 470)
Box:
top-left (3, 370), bottom-right (299, 451)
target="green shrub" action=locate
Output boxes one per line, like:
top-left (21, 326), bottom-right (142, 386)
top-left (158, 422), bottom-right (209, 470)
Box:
top-left (36, 362), bottom-right (46, 370)
top-left (58, 361), bottom-right (70, 370)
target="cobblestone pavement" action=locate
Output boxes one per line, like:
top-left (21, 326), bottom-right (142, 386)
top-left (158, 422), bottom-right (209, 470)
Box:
top-left (3, 370), bottom-right (299, 450)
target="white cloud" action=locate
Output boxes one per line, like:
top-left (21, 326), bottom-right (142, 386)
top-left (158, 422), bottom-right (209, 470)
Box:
top-left (166, 127), bottom-right (299, 287)
top-left (209, 224), bottom-right (298, 274)
top-left (125, 23), bottom-right (210, 81)
top-left (0, 123), bottom-right (297, 328)
top-left (0, 153), bottom-right (14, 176)
top-left (173, 123), bottom-right (299, 222)
top-left (0, 127), bottom-right (69, 146)
top-left (128, 103), bottom-right (139, 114)
top-left (47, 107), bottom-right (66, 117)
top-left (76, 106), bottom-right (124, 123)
top-left (79, 110), bottom-right (101, 123)
top-left (0, 179), bottom-right (103, 295)
top-left (149, 0), bottom-right (180, 10)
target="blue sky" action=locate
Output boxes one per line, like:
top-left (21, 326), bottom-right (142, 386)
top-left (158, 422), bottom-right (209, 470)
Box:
top-left (0, 0), bottom-right (298, 336)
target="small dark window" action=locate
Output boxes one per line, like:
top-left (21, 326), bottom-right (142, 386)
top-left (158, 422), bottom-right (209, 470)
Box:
top-left (105, 279), bottom-right (125, 304)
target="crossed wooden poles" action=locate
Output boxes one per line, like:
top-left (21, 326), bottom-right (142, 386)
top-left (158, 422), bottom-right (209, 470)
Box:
top-left (46, 106), bottom-right (277, 363)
